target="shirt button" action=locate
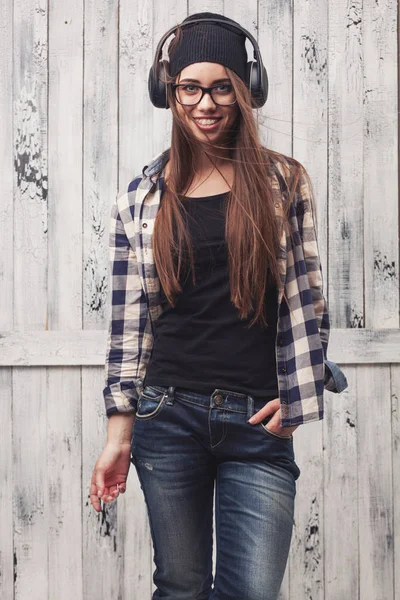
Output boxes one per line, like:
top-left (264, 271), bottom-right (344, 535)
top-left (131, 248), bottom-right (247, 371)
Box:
top-left (278, 337), bottom-right (283, 346)
top-left (275, 202), bottom-right (280, 208)
top-left (281, 367), bottom-right (287, 373)
top-left (142, 222), bottom-right (147, 228)
top-left (214, 394), bottom-right (224, 405)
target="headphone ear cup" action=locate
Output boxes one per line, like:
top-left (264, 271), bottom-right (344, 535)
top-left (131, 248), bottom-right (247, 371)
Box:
top-left (245, 61), bottom-right (268, 108)
top-left (148, 60), bottom-right (170, 109)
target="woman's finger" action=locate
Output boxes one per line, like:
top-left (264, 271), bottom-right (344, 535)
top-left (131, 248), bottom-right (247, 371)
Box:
top-left (89, 479), bottom-right (102, 512)
top-left (95, 469), bottom-right (105, 498)
top-left (248, 398), bottom-right (280, 424)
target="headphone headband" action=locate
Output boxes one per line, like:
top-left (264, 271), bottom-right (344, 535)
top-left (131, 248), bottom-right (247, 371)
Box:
top-left (152, 17), bottom-right (263, 71)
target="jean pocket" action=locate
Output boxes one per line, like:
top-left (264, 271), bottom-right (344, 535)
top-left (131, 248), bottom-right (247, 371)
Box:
top-left (135, 386), bottom-right (167, 420)
top-left (259, 418), bottom-right (293, 442)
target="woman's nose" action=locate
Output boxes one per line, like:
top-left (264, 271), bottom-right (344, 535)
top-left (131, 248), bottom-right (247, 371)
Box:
top-left (198, 91), bottom-right (217, 109)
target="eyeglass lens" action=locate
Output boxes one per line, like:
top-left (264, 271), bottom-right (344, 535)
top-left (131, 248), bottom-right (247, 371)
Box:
top-left (174, 84), bottom-right (236, 106)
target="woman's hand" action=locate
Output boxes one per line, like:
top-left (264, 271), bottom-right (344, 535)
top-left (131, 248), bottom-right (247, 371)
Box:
top-left (90, 441), bottom-right (132, 512)
top-left (248, 398), bottom-right (300, 437)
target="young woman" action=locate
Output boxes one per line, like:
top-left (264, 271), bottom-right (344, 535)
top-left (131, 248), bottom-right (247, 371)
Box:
top-left (90, 12), bottom-right (348, 600)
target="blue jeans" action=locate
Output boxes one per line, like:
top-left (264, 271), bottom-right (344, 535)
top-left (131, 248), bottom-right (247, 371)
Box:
top-left (130, 385), bottom-right (301, 600)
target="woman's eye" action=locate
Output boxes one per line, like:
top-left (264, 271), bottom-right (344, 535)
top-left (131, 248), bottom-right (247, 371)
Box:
top-left (215, 85), bottom-right (232, 93)
top-left (183, 85), bottom-right (199, 93)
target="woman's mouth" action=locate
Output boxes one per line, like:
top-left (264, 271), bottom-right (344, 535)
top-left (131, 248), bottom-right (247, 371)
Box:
top-left (193, 117), bottom-right (222, 131)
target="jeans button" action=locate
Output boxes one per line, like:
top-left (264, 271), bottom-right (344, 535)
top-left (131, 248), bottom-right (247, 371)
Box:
top-left (214, 394), bottom-right (224, 405)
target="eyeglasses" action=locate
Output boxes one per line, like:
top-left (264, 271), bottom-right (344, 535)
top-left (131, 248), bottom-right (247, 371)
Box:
top-left (172, 83), bottom-right (237, 106)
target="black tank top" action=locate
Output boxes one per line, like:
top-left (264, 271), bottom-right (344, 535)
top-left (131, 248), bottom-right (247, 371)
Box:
top-left (144, 191), bottom-right (279, 399)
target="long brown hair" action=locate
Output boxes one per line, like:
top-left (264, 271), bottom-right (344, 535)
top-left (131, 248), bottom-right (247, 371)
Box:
top-left (152, 24), bottom-right (311, 328)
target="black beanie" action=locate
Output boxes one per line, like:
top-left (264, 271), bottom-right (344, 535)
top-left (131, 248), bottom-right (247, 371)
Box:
top-left (169, 12), bottom-right (248, 83)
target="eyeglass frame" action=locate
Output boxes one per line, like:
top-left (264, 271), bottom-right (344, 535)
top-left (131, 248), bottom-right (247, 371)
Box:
top-left (171, 83), bottom-right (238, 106)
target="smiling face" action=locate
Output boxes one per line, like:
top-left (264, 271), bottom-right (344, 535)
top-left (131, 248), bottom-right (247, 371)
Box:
top-left (173, 62), bottom-right (240, 147)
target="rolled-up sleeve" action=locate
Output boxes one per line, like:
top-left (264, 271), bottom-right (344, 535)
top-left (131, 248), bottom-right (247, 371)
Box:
top-left (102, 194), bottom-right (148, 417)
top-left (297, 165), bottom-right (348, 394)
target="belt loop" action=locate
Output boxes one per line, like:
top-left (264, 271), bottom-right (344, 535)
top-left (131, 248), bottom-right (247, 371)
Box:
top-left (247, 395), bottom-right (254, 421)
top-left (165, 386), bottom-right (175, 406)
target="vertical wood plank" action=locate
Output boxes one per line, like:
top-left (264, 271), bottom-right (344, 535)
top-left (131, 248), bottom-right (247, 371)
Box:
top-left (357, 365), bottom-right (394, 600)
top-left (0, 0), bottom-right (14, 596)
top-left (258, 1), bottom-right (293, 597)
top-left (83, 2), bottom-right (119, 330)
top-left (0, 367), bottom-right (13, 598)
top-left (119, 1), bottom-right (155, 597)
top-left (119, 0), bottom-right (155, 187)
top-left (325, 367), bottom-right (358, 599)
top-left (363, 0), bottom-right (398, 329)
top-left (13, 0), bottom-right (49, 597)
top-left (326, 1), bottom-right (364, 598)
top-left (291, 1), bottom-right (328, 599)
top-left (82, 370), bottom-right (123, 599)
top-left (13, 369), bottom-right (48, 600)
top-left (328, 0), bottom-right (364, 329)
top-left (258, 0), bottom-right (293, 157)
top-left (47, 367), bottom-right (83, 600)
top-left (81, 1), bottom-right (120, 599)
top-left (392, 364), bottom-right (400, 600)
top-left (47, 0), bottom-right (84, 598)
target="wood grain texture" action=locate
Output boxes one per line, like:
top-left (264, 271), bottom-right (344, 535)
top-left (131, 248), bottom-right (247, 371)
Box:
top-left (1, 328), bottom-right (399, 366)
top-left (358, 365), bottom-right (394, 600)
top-left (325, 366), bottom-right (358, 599)
top-left (81, 2), bottom-right (120, 598)
top-left (292, 10), bottom-right (328, 590)
top-left (47, 1), bottom-right (84, 598)
top-left (12, 0), bottom-right (49, 597)
top-left (0, 0), bottom-right (14, 598)
top-left (1, 1), bottom-right (398, 598)
top-left (119, 2), bottom-right (157, 597)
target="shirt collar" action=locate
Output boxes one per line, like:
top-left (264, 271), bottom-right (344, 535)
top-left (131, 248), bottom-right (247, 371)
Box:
top-left (142, 147), bottom-right (171, 179)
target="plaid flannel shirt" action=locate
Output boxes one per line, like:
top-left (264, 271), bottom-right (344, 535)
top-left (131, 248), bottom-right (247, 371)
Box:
top-left (103, 148), bottom-right (348, 427)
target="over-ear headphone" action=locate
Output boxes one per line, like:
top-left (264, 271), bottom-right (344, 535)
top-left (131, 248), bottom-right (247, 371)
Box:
top-left (148, 16), bottom-right (269, 109)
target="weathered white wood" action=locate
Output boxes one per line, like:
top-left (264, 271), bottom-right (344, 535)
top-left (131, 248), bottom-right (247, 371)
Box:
top-left (82, 369), bottom-right (122, 599)
top-left (0, 368), bottom-right (13, 599)
top-left (258, 1), bottom-right (293, 597)
top-left (363, 0), bottom-right (398, 329)
top-left (13, 369), bottom-right (49, 600)
top-left (12, 0), bottom-right (49, 597)
top-left (81, 1), bottom-right (120, 598)
top-left (1, 1), bottom-right (399, 599)
top-left (119, 0), bottom-right (155, 188)
top-left (0, 330), bottom-right (108, 365)
top-left (0, 328), bottom-right (399, 365)
top-left (47, 367), bottom-right (83, 600)
top-left (0, 2), bottom-right (13, 330)
top-left (258, 0), bottom-right (293, 158)
top-left (392, 364), bottom-right (400, 600)
top-left (83, 2), bottom-right (118, 330)
top-left (119, 1), bottom-right (156, 597)
top-left (0, 0), bottom-right (14, 597)
top-left (291, 1), bottom-right (329, 598)
top-left (358, 365), bottom-right (394, 599)
top-left (326, 3), bottom-right (364, 598)
top-left (47, 0), bottom-right (84, 598)
top-left (328, 0), bottom-right (365, 329)
top-left (325, 366), bottom-right (358, 598)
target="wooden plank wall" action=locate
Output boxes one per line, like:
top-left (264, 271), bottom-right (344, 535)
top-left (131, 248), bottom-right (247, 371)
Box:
top-left (0, 1), bottom-right (398, 599)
